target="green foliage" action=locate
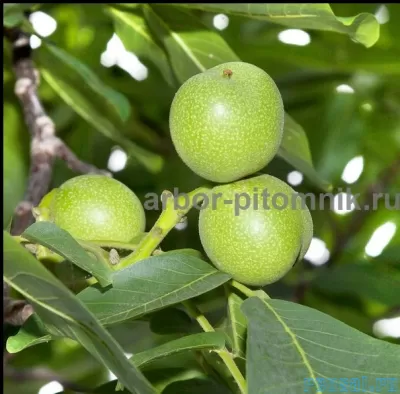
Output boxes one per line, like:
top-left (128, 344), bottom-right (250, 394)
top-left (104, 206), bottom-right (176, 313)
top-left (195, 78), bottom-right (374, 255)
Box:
top-left (3, 3), bottom-right (399, 394)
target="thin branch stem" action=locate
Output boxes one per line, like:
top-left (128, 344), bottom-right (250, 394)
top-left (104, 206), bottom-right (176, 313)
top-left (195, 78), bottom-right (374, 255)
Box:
top-left (230, 280), bottom-right (258, 299)
top-left (118, 187), bottom-right (210, 269)
top-left (182, 300), bottom-right (247, 394)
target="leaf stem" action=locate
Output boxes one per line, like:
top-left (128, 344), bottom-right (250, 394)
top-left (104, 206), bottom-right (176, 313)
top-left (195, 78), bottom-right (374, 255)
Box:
top-left (183, 300), bottom-right (247, 394)
top-left (118, 187), bottom-right (210, 269)
top-left (230, 280), bottom-right (270, 299)
top-left (230, 280), bottom-right (256, 298)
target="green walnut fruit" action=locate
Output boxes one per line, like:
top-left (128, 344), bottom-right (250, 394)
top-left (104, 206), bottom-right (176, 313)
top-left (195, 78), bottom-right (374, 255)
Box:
top-left (38, 175), bottom-right (146, 242)
top-left (169, 62), bottom-right (284, 183)
top-left (198, 174), bottom-right (313, 286)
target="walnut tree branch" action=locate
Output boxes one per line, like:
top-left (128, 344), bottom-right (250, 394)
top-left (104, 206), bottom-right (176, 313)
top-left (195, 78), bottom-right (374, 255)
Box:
top-left (3, 26), bottom-right (110, 327)
top-left (4, 26), bottom-right (110, 237)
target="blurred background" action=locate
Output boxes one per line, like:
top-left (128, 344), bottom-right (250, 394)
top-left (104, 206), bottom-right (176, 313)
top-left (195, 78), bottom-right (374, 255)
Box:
top-left (3, 4), bottom-right (399, 394)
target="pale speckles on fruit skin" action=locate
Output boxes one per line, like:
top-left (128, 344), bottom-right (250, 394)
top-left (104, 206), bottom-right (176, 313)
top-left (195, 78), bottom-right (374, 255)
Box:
top-left (169, 62), bottom-right (284, 183)
top-left (199, 174), bottom-right (310, 287)
top-left (299, 206), bottom-right (313, 261)
top-left (51, 175), bottom-right (146, 242)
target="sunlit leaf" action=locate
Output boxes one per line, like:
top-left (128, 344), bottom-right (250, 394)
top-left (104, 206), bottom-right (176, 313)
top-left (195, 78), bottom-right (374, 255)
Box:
top-left (6, 314), bottom-right (51, 353)
top-left (170, 4), bottom-right (380, 48)
top-left (143, 5), bottom-right (239, 84)
top-left (108, 6), bottom-right (175, 86)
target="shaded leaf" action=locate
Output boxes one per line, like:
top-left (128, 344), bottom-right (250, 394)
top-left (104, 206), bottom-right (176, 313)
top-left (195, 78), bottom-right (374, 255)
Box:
top-left (116, 332), bottom-right (225, 390)
top-left (226, 291), bottom-right (247, 358)
top-left (150, 308), bottom-right (198, 335)
top-left (242, 297), bottom-right (400, 394)
top-left (23, 222), bottom-right (113, 287)
top-left (3, 102), bottom-right (29, 229)
top-left (171, 4), bottom-right (380, 48)
top-left (95, 368), bottom-right (206, 394)
top-left (131, 332), bottom-right (225, 369)
top-left (42, 43), bottom-right (130, 122)
top-left (108, 6), bottom-right (175, 86)
top-left (277, 114), bottom-right (332, 192)
top-left (162, 378), bottom-right (232, 394)
top-left (311, 264), bottom-right (400, 308)
top-left (78, 252), bottom-right (231, 326)
top-left (3, 232), bottom-right (155, 394)
top-left (143, 5), bottom-right (239, 84)
top-left (3, 4), bottom-right (39, 27)
top-left (37, 43), bottom-right (163, 173)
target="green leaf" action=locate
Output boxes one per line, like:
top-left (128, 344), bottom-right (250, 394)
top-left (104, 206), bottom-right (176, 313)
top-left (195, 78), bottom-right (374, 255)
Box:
top-left (42, 43), bottom-right (130, 122)
top-left (3, 102), bottom-right (29, 229)
top-left (143, 5), bottom-right (239, 84)
top-left (150, 308), bottom-right (198, 335)
top-left (132, 332), bottom-right (225, 369)
top-left (242, 297), bottom-right (400, 394)
top-left (162, 378), bottom-right (232, 394)
top-left (37, 43), bottom-right (163, 174)
top-left (78, 252), bottom-right (231, 326)
top-left (312, 264), bottom-right (400, 308)
top-left (170, 4), bottom-right (380, 48)
top-left (277, 114), bottom-right (332, 192)
top-left (116, 332), bottom-right (225, 390)
top-left (226, 291), bottom-right (247, 359)
top-left (108, 6), bottom-right (175, 86)
top-left (6, 314), bottom-right (51, 353)
top-left (23, 222), bottom-right (113, 288)
top-left (3, 232), bottom-right (155, 394)
top-left (3, 4), bottom-right (39, 27)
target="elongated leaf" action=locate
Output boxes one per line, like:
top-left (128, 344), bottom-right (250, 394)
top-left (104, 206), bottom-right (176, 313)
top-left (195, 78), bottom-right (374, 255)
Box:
top-left (277, 114), bottom-right (332, 192)
top-left (312, 264), bottom-right (400, 308)
top-left (131, 332), bottom-right (225, 369)
top-left (170, 4), bottom-right (379, 48)
top-left (37, 43), bottom-right (163, 173)
top-left (226, 291), bottom-right (247, 359)
top-left (3, 232), bottom-right (155, 394)
top-left (78, 252), bottom-right (231, 326)
top-left (242, 297), bottom-right (400, 394)
top-left (143, 5), bottom-right (239, 84)
top-left (43, 43), bottom-right (130, 122)
top-left (108, 6), bottom-right (175, 86)
top-left (116, 332), bottom-right (225, 390)
top-left (23, 222), bottom-right (113, 287)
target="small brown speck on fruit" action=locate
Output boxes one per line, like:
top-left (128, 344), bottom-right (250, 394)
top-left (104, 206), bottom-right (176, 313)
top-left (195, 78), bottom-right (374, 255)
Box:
top-left (223, 69), bottom-right (233, 78)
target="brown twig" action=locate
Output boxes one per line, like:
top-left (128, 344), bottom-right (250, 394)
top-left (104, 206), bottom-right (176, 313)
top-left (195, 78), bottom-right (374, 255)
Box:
top-left (4, 26), bottom-right (110, 236)
top-left (3, 26), bottom-right (110, 327)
